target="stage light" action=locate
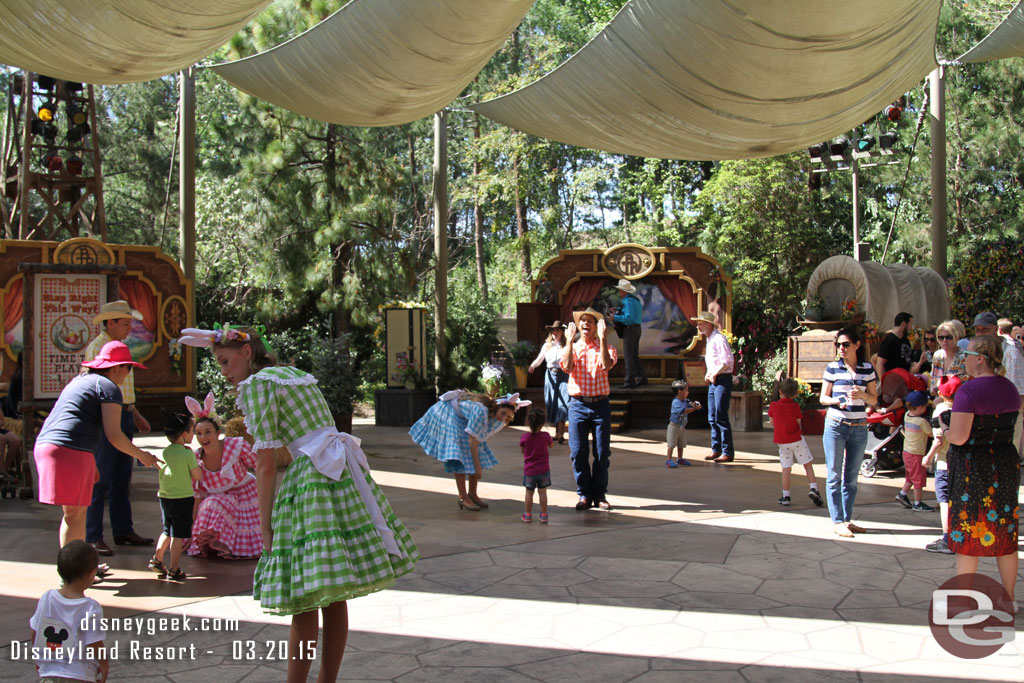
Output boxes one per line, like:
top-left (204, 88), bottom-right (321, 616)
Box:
top-left (808, 142), bottom-right (828, 159)
top-left (66, 122), bottom-right (90, 144)
top-left (879, 131), bottom-right (898, 150)
top-left (829, 136), bottom-right (850, 156)
top-left (36, 75), bottom-right (56, 91)
top-left (855, 134), bottom-right (876, 152)
top-left (40, 150), bottom-right (62, 172)
top-left (37, 100), bottom-right (57, 122)
top-left (67, 103), bottom-right (87, 126)
top-left (885, 103), bottom-right (903, 122)
top-left (66, 155), bottom-right (84, 176)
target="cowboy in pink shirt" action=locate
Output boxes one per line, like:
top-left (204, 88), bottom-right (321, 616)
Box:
top-left (693, 312), bottom-right (736, 463)
top-left (561, 307), bottom-right (618, 510)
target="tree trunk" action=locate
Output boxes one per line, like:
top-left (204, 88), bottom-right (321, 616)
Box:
top-left (473, 116), bottom-right (488, 303)
top-left (324, 122), bottom-right (349, 339)
top-left (513, 152), bottom-right (530, 280)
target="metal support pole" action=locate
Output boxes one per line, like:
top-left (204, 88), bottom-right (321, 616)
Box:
top-left (851, 157), bottom-right (860, 259)
top-left (433, 111), bottom-right (448, 387)
top-left (178, 67), bottom-right (196, 284)
top-left (929, 66), bottom-right (947, 278)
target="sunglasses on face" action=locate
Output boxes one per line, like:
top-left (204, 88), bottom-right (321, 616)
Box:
top-left (924, 337), bottom-right (936, 343)
top-left (962, 350), bottom-right (982, 357)
top-left (835, 341), bottom-right (854, 349)
top-left (937, 335), bottom-right (953, 341)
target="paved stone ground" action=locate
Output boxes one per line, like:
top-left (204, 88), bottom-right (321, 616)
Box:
top-left (1, 419), bottom-right (1022, 681)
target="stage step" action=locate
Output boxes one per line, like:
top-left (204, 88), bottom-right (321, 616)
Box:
top-left (609, 399), bottom-right (630, 432)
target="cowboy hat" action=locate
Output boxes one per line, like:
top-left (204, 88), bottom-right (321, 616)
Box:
top-left (93, 300), bottom-right (143, 325)
top-left (690, 311), bottom-right (718, 327)
top-left (544, 320), bottom-right (567, 330)
top-left (615, 278), bottom-right (637, 294)
top-left (572, 307), bottom-right (604, 327)
top-left (81, 341), bottom-right (146, 370)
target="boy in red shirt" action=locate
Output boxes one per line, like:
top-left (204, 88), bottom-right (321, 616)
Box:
top-left (768, 378), bottom-right (822, 507)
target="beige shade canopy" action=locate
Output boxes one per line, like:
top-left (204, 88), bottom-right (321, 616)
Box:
top-left (958, 0), bottom-right (1024, 63)
top-left (210, 0), bottom-right (536, 127)
top-left (0, 0), bottom-right (271, 84)
top-left (470, 0), bottom-right (943, 160)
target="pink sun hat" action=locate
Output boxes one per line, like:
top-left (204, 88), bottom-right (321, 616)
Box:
top-left (81, 341), bottom-right (146, 370)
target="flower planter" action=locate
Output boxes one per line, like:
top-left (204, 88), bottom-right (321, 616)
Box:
top-left (802, 408), bottom-right (827, 436)
top-left (514, 366), bottom-right (529, 389)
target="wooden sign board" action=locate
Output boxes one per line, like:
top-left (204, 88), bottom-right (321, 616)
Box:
top-left (33, 273), bottom-right (105, 398)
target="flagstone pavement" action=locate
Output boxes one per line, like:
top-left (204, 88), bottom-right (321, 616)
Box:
top-left (1, 418), bottom-right (1022, 682)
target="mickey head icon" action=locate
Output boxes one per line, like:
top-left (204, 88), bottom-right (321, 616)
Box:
top-left (43, 625), bottom-right (69, 650)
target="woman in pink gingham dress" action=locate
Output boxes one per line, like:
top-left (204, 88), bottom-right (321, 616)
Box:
top-left (185, 394), bottom-right (262, 559)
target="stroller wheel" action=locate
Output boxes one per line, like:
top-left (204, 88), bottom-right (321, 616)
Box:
top-left (860, 458), bottom-right (877, 478)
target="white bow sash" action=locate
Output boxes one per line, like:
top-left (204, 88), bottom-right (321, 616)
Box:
top-left (288, 427), bottom-right (403, 557)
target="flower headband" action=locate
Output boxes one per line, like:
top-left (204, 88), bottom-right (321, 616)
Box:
top-left (185, 392), bottom-right (217, 420)
top-left (495, 393), bottom-right (532, 410)
top-left (178, 323), bottom-right (275, 355)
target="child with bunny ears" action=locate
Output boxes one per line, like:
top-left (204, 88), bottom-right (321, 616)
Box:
top-left (184, 392), bottom-right (263, 559)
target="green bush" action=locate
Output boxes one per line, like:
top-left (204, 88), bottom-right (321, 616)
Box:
top-left (310, 335), bottom-right (359, 417)
top-left (195, 354), bottom-right (237, 419)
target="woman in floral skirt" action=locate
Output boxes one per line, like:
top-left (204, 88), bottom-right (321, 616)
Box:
top-left (179, 326), bottom-right (418, 682)
top-left (943, 334), bottom-right (1020, 611)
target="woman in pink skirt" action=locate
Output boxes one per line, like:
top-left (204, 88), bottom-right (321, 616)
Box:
top-left (184, 393), bottom-right (262, 559)
top-left (34, 341), bottom-right (157, 548)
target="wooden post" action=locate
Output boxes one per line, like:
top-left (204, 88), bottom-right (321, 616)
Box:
top-left (433, 111), bottom-right (448, 388)
top-left (179, 67), bottom-right (196, 285)
top-left (929, 66), bottom-right (947, 279)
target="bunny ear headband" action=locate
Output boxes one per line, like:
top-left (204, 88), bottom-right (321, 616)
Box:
top-left (185, 392), bottom-right (217, 420)
top-left (495, 393), bottom-right (532, 410)
top-left (178, 323), bottom-right (275, 356)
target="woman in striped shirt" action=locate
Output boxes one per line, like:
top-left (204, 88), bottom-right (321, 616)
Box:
top-left (820, 325), bottom-right (879, 538)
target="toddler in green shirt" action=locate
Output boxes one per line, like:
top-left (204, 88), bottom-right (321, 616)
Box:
top-left (149, 411), bottom-right (201, 581)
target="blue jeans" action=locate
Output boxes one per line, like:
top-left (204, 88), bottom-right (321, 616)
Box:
top-left (707, 373), bottom-right (733, 457)
top-left (568, 397), bottom-right (612, 501)
top-left (821, 417), bottom-right (868, 523)
top-left (86, 408), bottom-right (136, 541)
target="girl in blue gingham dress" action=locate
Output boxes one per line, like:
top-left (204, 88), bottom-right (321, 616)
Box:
top-left (180, 324), bottom-right (418, 683)
top-left (410, 390), bottom-right (530, 511)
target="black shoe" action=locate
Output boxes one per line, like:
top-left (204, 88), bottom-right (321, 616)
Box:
top-left (113, 532), bottom-right (154, 546)
top-left (637, 377), bottom-right (648, 386)
top-left (808, 489), bottom-right (823, 507)
top-left (575, 497), bottom-right (591, 510)
top-left (620, 382), bottom-right (637, 389)
top-left (777, 495), bottom-right (791, 506)
top-left (895, 492), bottom-right (912, 509)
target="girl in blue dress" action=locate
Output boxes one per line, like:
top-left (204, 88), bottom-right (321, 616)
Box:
top-left (410, 390), bottom-right (531, 510)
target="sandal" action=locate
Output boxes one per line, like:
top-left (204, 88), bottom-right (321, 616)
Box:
top-left (521, 512), bottom-right (532, 523)
top-left (539, 513), bottom-right (548, 524)
top-left (148, 558), bottom-right (166, 576)
top-left (166, 568), bottom-right (187, 582)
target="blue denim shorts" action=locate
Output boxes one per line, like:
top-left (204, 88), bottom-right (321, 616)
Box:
top-left (524, 471), bottom-right (551, 490)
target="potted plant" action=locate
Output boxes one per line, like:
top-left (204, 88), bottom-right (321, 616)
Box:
top-left (310, 335), bottom-right (359, 433)
top-left (792, 377), bottom-right (825, 435)
top-left (480, 361), bottom-right (510, 397)
top-left (505, 340), bottom-right (536, 389)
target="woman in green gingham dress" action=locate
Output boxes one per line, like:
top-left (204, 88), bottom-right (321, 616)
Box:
top-left (180, 325), bottom-right (418, 683)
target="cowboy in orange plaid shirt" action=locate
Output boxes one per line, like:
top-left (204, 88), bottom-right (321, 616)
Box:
top-left (561, 307), bottom-right (618, 511)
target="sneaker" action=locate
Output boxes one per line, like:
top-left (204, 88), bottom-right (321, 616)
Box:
top-left (808, 489), bottom-right (823, 507)
top-left (521, 512), bottom-right (532, 523)
top-left (912, 501), bottom-right (935, 512)
top-left (539, 512), bottom-right (548, 524)
top-left (665, 459), bottom-right (678, 468)
top-left (925, 537), bottom-right (953, 554)
top-left (677, 458), bottom-right (692, 466)
top-left (895, 491), bottom-right (912, 509)
top-left (778, 495), bottom-right (791, 506)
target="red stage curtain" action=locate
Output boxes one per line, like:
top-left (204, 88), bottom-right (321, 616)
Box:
top-left (560, 279), bottom-right (605, 322)
top-left (653, 277), bottom-right (697, 321)
top-left (119, 278), bottom-right (158, 333)
top-left (4, 276), bottom-right (22, 335)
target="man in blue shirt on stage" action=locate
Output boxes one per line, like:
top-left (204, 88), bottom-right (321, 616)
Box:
top-left (612, 279), bottom-right (647, 388)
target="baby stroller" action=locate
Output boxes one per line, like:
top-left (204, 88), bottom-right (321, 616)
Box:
top-left (860, 368), bottom-right (928, 478)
